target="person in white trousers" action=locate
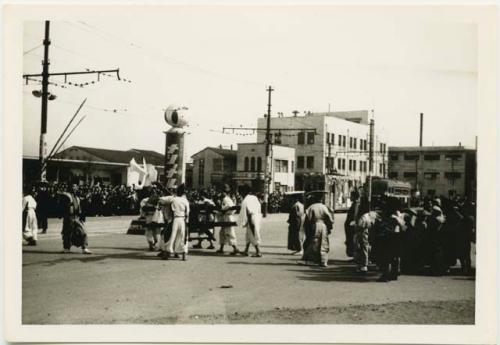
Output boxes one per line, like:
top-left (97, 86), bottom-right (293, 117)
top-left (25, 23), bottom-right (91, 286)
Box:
top-left (165, 184), bottom-right (190, 261)
top-left (22, 187), bottom-right (38, 246)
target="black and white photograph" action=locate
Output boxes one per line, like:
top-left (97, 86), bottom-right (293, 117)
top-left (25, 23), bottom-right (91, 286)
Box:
top-left (3, 3), bottom-right (498, 344)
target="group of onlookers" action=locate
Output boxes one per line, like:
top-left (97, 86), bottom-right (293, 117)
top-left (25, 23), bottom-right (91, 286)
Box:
top-left (286, 190), bottom-right (476, 281)
top-left (23, 179), bottom-right (476, 281)
top-left (345, 191), bottom-right (476, 281)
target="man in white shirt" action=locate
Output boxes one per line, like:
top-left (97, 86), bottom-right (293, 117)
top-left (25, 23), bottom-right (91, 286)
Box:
top-left (165, 184), bottom-right (190, 261)
top-left (238, 184), bottom-right (262, 257)
top-left (217, 184), bottom-right (240, 255)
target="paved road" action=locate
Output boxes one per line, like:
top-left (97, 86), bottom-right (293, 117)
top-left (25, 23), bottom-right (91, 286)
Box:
top-left (22, 213), bottom-right (475, 324)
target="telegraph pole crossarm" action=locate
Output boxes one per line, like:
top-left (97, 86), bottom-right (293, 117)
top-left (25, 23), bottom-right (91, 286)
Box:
top-left (23, 68), bottom-right (121, 81)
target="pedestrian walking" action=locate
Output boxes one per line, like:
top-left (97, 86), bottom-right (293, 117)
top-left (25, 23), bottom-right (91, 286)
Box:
top-left (165, 184), bottom-right (190, 261)
top-left (302, 191), bottom-right (334, 267)
top-left (238, 184), bottom-right (262, 257)
top-left (60, 184), bottom-right (92, 254)
top-left (287, 193), bottom-right (304, 255)
top-left (216, 184), bottom-right (240, 255)
top-left (22, 186), bottom-right (38, 246)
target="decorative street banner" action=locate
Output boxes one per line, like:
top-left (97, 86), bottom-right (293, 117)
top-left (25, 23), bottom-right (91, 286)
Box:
top-left (164, 129), bottom-right (185, 189)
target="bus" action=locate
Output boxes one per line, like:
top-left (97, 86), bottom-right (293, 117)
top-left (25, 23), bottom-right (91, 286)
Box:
top-left (364, 178), bottom-right (412, 208)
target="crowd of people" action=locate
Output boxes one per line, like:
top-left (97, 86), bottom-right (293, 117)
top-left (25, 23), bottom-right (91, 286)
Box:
top-left (345, 191), bottom-right (476, 280)
top-left (22, 179), bottom-right (476, 282)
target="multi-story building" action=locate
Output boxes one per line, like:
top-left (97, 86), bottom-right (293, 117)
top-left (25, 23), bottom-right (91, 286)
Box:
top-left (388, 146), bottom-right (476, 199)
top-left (191, 147), bottom-right (237, 189)
top-left (233, 143), bottom-right (295, 193)
top-left (256, 110), bottom-right (387, 209)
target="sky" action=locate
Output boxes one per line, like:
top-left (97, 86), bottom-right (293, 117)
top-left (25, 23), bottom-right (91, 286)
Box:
top-left (22, 6), bottom-right (478, 161)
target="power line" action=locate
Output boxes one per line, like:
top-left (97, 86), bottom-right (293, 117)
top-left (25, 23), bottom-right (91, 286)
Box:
top-left (23, 44), bottom-right (43, 55)
top-left (61, 20), bottom-right (266, 88)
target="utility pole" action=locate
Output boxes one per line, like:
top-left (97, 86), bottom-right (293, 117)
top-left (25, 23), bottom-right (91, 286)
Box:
top-left (367, 114), bottom-right (374, 210)
top-left (263, 86), bottom-right (274, 217)
top-left (24, 20), bottom-right (121, 181)
top-left (419, 113), bottom-right (424, 147)
top-left (39, 21), bottom-right (51, 182)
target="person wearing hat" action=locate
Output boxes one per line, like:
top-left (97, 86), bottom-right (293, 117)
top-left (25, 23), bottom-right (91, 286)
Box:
top-left (238, 184), bottom-right (263, 257)
top-left (164, 184), bottom-right (190, 260)
top-left (216, 184), bottom-right (241, 255)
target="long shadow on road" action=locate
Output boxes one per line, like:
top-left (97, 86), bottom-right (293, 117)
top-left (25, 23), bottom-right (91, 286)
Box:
top-left (22, 250), bottom-right (160, 267)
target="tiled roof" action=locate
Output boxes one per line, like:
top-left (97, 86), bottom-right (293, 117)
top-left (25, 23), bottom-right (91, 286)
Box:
top-left (54, 146), bottom-right (165, 166)
top-left (191, 147), bottom-right (237, 159)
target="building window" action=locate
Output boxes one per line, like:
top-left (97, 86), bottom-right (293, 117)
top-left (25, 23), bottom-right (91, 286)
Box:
top-left (424, 172), bottom-right (439, 180)
top-left (213, 158), bottom-right (222, 172)
top-left (353, 138), bottom-right (357, 149)
top-left (342, 159), bottom-right (346, 170)
top-left (338, 135), bottom-right (342, 146)
top-left (298, 132), bottom-right (305, 145)
top-left (404, 154), bottom-right (419, 160)
top-left (257, 157), bottom-right (262, 171)
top-left (379, 163), bottom-right (383, 174)
top-left (326, 157), bottom-right (335, 172)
top-left (353, 160), bottom-right (357, 171)
top-left (291, 161), bottom-right (294, 173)
top-left (250, 157), bottom-right (256, 171)
top-left (348, 159), bottom-right (352, 171)
top-left (445, 154), bottom-right (462, 161)
top-left (306, 156), bottom-right (314, 169)
top-left (424, 154), bottom-right (440, 161)
top-left (403, 172), bottom-right (417, 178)
top-left (389, 171), bottom-right (398, 178)
top-left (198, 159), bottom-right (205, 185)
top-left (274, 133), bottom-right (282, 144)
top-left (349, 137), bottom-right (353, 149)
top-left (390, 154), bottom-right (399, 161)
top-left (307, 132), bottom-right (315, 144)
top-left (297, 156), bottom-right (304, 169)
top-left (342, 135), bottom-right (346, 147)
top-left (327, 132), bottom-right (334, 145)
top-left (338, 158), bottom-right (342, 170)
top-left (244, 157), bottom-right (249, 171)
top-left (444, 172), bottom-right (462, 179)
top-left (274, 159), bottom-right (288, 173)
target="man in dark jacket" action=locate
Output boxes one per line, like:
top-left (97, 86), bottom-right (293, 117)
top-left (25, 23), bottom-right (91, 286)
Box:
top-left (344, 189), bottom-right (361, 258)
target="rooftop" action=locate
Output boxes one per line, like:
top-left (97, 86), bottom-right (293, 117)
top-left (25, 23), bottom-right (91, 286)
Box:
top-left (53, 146), bottom-right (165, 166)
top-left (388, 146), bottom-right (475, 152)
top-left (191, 147), bottom-right (237, 159)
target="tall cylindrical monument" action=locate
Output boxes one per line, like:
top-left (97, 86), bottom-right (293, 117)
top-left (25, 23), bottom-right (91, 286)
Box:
top-left (164, 105), bottom-right (189, 189)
